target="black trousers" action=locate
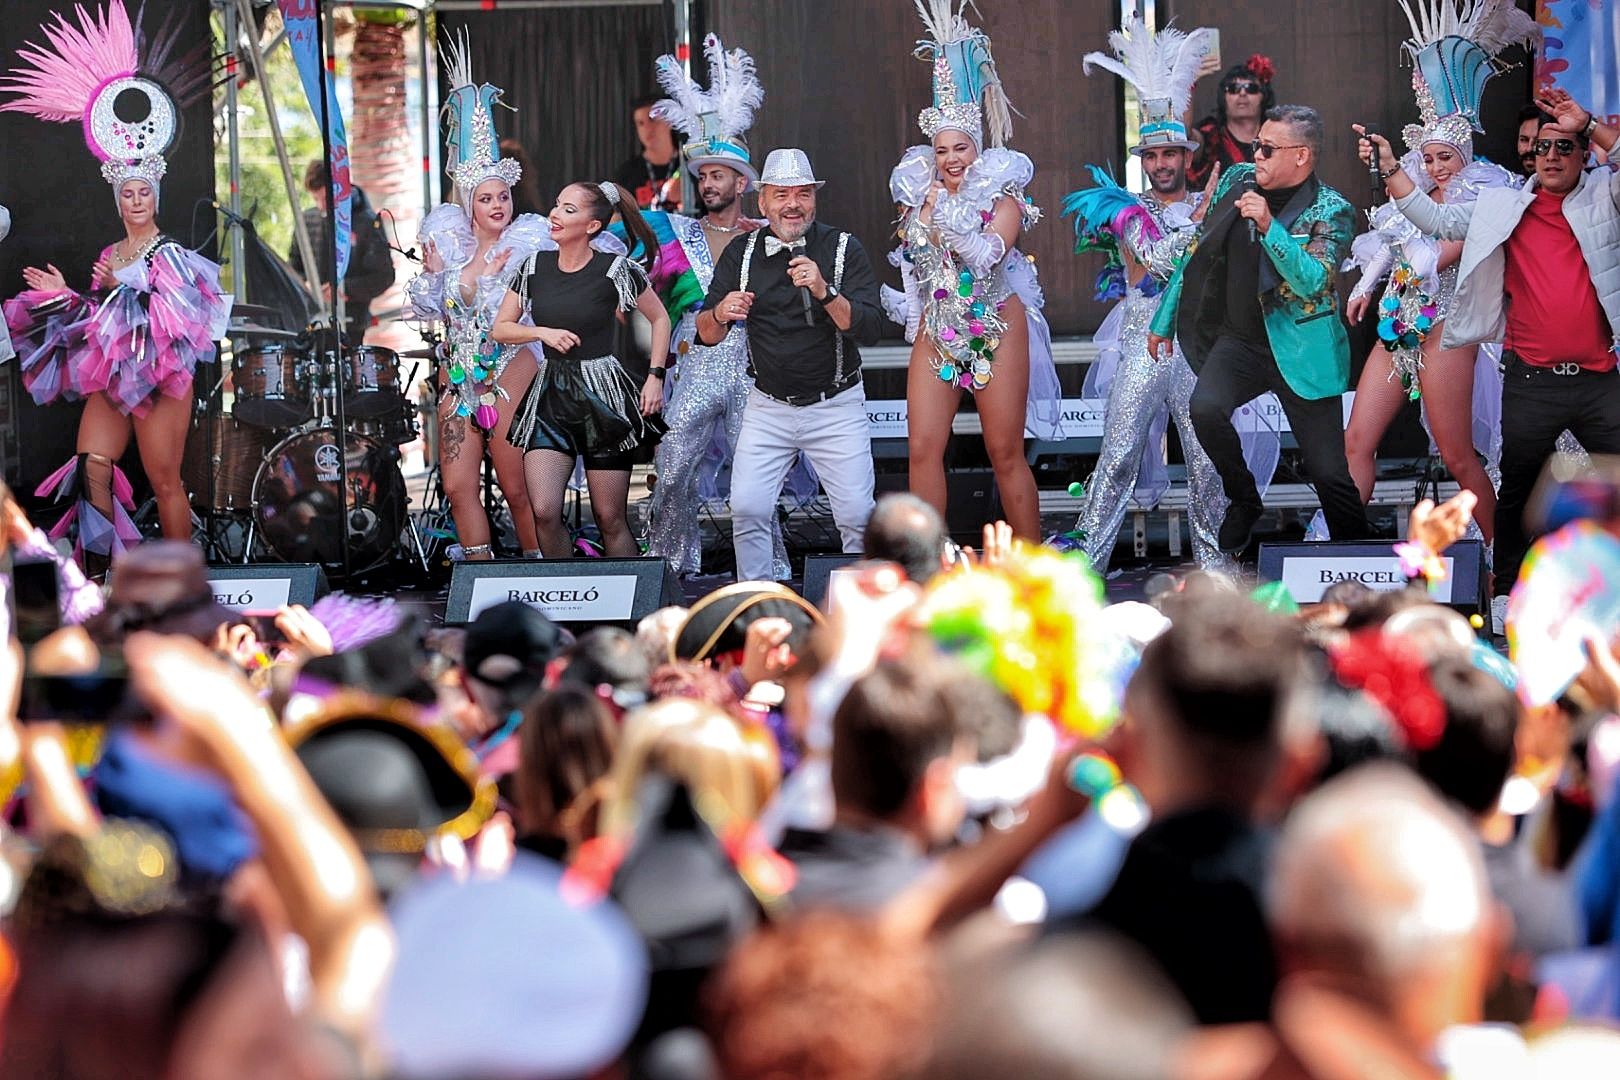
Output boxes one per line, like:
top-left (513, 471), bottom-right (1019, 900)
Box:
top-left (1189, 335), bottom-right (1370, 541)
top-left (1495, 360), bottom-right (1620, 592)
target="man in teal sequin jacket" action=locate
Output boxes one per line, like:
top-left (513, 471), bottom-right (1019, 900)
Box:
top-left (1149, 105), bottom-right (1369, 553)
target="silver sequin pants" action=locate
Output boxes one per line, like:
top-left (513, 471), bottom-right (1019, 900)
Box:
top-left (1078, 307), bottom-right (1231, 574)
top-left (646, 335), bottom-right (789, 578)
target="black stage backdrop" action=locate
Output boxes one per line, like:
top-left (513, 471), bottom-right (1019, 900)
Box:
top-left (0, 0), bottom-right (217, 496)
top-left (436, 6), bottom-right (671, 216)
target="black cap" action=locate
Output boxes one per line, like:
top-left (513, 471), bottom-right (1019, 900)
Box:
top-left (462, 601), bottom-right (566, 709)
top-left (671, 582), bottom-right (822, 663)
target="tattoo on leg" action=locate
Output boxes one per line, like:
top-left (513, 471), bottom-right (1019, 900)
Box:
top-left (441, 414), bottom-right (466, 466)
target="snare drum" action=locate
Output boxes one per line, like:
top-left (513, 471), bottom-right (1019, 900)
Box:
top-left (182, 414), bottom-right (266, 511)
top-left (232, 344), bottom-right (311, 428)
top-left (343, 346), bottom-right (405, 419)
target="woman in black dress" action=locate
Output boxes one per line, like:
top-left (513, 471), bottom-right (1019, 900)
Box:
top-left (494, 182), bottom-right (670, 558)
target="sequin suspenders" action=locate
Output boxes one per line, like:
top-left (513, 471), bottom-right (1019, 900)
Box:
top-left (738, 230), bottom-right (852, 383)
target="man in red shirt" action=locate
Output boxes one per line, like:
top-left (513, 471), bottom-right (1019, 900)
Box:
top-left (1362, 90), bottom-right (1620, 606)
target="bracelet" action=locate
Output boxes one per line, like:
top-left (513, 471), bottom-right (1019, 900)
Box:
top-left (1379, 164), bottom-right (1402, 181)
top-left (649, 366), bottom-right (667, 381)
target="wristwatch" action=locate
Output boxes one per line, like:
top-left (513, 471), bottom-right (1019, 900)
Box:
top-left (1584, 112), bottom-right (1600, 137)
top-left (819, 284), bottom-right (840, 305)
top-left (649, 366), bottom-right (667, 381)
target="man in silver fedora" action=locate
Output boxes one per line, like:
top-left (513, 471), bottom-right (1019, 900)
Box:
top-left (696, 148), bottom-right (884, 581)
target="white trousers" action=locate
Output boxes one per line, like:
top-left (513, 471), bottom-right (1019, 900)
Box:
top-left (731, 384), bottom-right (875, 581)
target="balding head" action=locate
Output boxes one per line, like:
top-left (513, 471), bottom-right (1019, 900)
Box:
top-left (863, 493), bottom-right (951, 586)
top-left (1269, 765), bottom-right (1500, 1044)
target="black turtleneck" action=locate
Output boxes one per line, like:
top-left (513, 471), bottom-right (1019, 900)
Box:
top-left (1221, 180), bottom-right (1305, 344)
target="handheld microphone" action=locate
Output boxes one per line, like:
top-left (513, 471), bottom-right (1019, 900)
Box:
top-left (1244, 181), bottom-right (1258, 243)
top-left (801, 283), bottom-right (814, 326)
top-left (1363, 126), bottom-right (1386, 202)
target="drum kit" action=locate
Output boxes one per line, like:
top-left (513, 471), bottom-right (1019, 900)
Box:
top-left (185, 304), bottom-right (434, 579)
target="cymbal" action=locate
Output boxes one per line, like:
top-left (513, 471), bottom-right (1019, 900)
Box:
top-left (228, 322), bottom-right (300, 340)
top-left (230, 301), bottom-right (279, 319)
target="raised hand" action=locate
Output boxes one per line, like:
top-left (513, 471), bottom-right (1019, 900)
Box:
top-left (1534, 88), bottom-right (1591, 135)
top-left (422, 238), bottom-right (445, 274)
top-left (22, 263), bottom-right (67, 293)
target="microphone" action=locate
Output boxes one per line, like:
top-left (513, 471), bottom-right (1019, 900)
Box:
top-left (801, 282), bottom-right (814, 326)
top-left (1362, 125), bottom-right (1386, 202)
top-left (1244, 181), bottom-right (1258, 243)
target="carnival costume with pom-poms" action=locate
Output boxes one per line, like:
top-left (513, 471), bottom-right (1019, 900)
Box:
top-left (881, 0), bottom-right (1061, 438)
top-left (0, 1), bottom-right (227, 562)
top-left (1341, 0), bottom-right (1538, 473)
top-left (1059, 18), bottom-right (1265, 574)
top-left (631, 33), bottom-right (791, 578)
top-left (406, 34), bottom-right (552, 435)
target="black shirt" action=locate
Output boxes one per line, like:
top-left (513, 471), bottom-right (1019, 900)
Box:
top-left (1051, 805), bottom-right (1276, 1025)
top-left (702, 220), bottom-right (884, 403)
top-left (614, 154), bottom-right (681, 212)
top-left (520, 249), bottom-right (646, 361)
top-left (1220, 181), bottom-right (1303, 346)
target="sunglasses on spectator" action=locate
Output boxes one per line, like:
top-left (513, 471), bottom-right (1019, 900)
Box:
top-left (1225, 81), bottom-right (1263, 95)
top-left (1533, 138), bottom-right (1580, 158)
top-left (1252, 141), bottom-right (1308, 160)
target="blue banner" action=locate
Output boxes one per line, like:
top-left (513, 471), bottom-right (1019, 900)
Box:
top-left (1538, 1), bottom-right (1620, 126)
top-left (278, 0), bottom-right (352, 280)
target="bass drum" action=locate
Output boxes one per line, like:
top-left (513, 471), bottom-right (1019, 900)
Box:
top-left (252, 429), bottom-right (406, 575)
top-left (182, 413), bottom-right (265, 511)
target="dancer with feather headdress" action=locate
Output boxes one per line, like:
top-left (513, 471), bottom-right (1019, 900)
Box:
top-left (884, 0), bottom-right (1061, 544)
top-left (2, 0), bottom-right (229, 572)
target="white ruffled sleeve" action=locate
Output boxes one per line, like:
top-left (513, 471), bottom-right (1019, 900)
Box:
top-left (889, 146), bottom-right (935, 208)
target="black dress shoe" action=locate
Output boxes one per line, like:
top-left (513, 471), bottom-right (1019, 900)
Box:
top-left (1218, 500), bottom-right (1263, 554)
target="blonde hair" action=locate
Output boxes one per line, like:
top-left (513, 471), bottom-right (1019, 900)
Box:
top-left (600, 698), bottom-right (777, 838)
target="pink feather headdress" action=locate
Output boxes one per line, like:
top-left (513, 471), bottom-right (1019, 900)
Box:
top-left (0, 1), bottom-right (215, 191)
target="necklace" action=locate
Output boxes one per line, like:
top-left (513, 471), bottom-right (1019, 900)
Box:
top-left (112, 234), bottom-right (161, 267)
top-left (701, 218), bottom-right (743, 235)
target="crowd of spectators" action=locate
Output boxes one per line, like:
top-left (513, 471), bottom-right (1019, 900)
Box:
top-left (1, 478), bottom-right (1620, 1079)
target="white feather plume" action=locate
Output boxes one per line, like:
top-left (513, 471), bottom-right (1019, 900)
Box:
top-left (1082, 16), bottom-right (1212, 117)
top-left (1397, 0), bottom-right (1541, 53)
top-left (651, 34), bottom-right (764, 142)
top-left (704, 34), bottom-right (765, 139)
top-left (914, 0), bottom-right (973, 48)
top-left (441, 28), bottom-right (474, 93)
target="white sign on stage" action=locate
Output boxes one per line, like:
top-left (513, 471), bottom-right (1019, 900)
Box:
top-left (467, 573), bottom-right (639, 622)
top-left (209, 577), bottom-right (293, 612)
top-left (1278, 555), bottom-right (1455, 604)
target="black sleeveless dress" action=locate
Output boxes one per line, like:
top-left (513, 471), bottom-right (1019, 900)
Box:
top-left (508, 249), bottom-right (659, 469)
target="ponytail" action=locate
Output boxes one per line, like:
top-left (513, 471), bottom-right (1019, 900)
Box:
top-left (585, 181), bottom-right (659, 273)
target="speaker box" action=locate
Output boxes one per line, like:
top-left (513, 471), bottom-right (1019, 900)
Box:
top-left (800, 553), bottom-right (861, 607)
top-left (204, 564), bottom-right (327, 611)
top-left (1256, 539), bottom-right (1488, 616)
top-left (446, 557), bottom-right (682, 625)
top-left (874, 469), bottom-right (1002, 541)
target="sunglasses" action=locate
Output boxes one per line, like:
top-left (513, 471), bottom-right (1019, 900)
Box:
top-left (1225, 81), bottom-right (1263, 95)
top-left (1533, 138), bottom-right (1580, 158)
top-left (1252, 141), bottom-right (1308, 160)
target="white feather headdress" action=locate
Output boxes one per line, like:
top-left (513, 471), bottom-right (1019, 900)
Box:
top-left (1082, 15), bottom-right (1212, 154)
top-left (652, 34), bottom-right (764, 185)
top-left (1396, 0), bottom-right (1541, 155)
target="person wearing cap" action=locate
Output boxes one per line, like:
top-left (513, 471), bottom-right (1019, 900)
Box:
top-left (1066, 17), bottom-right (1236, 574)
top-left (455, 600), bottom-right (565, 768)
top-left (696, 148), bottom-right (885, 582)
top-left (638, 35), bottom-right (793, 580)
top-left (85, 541), bottom-right (243, 648)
